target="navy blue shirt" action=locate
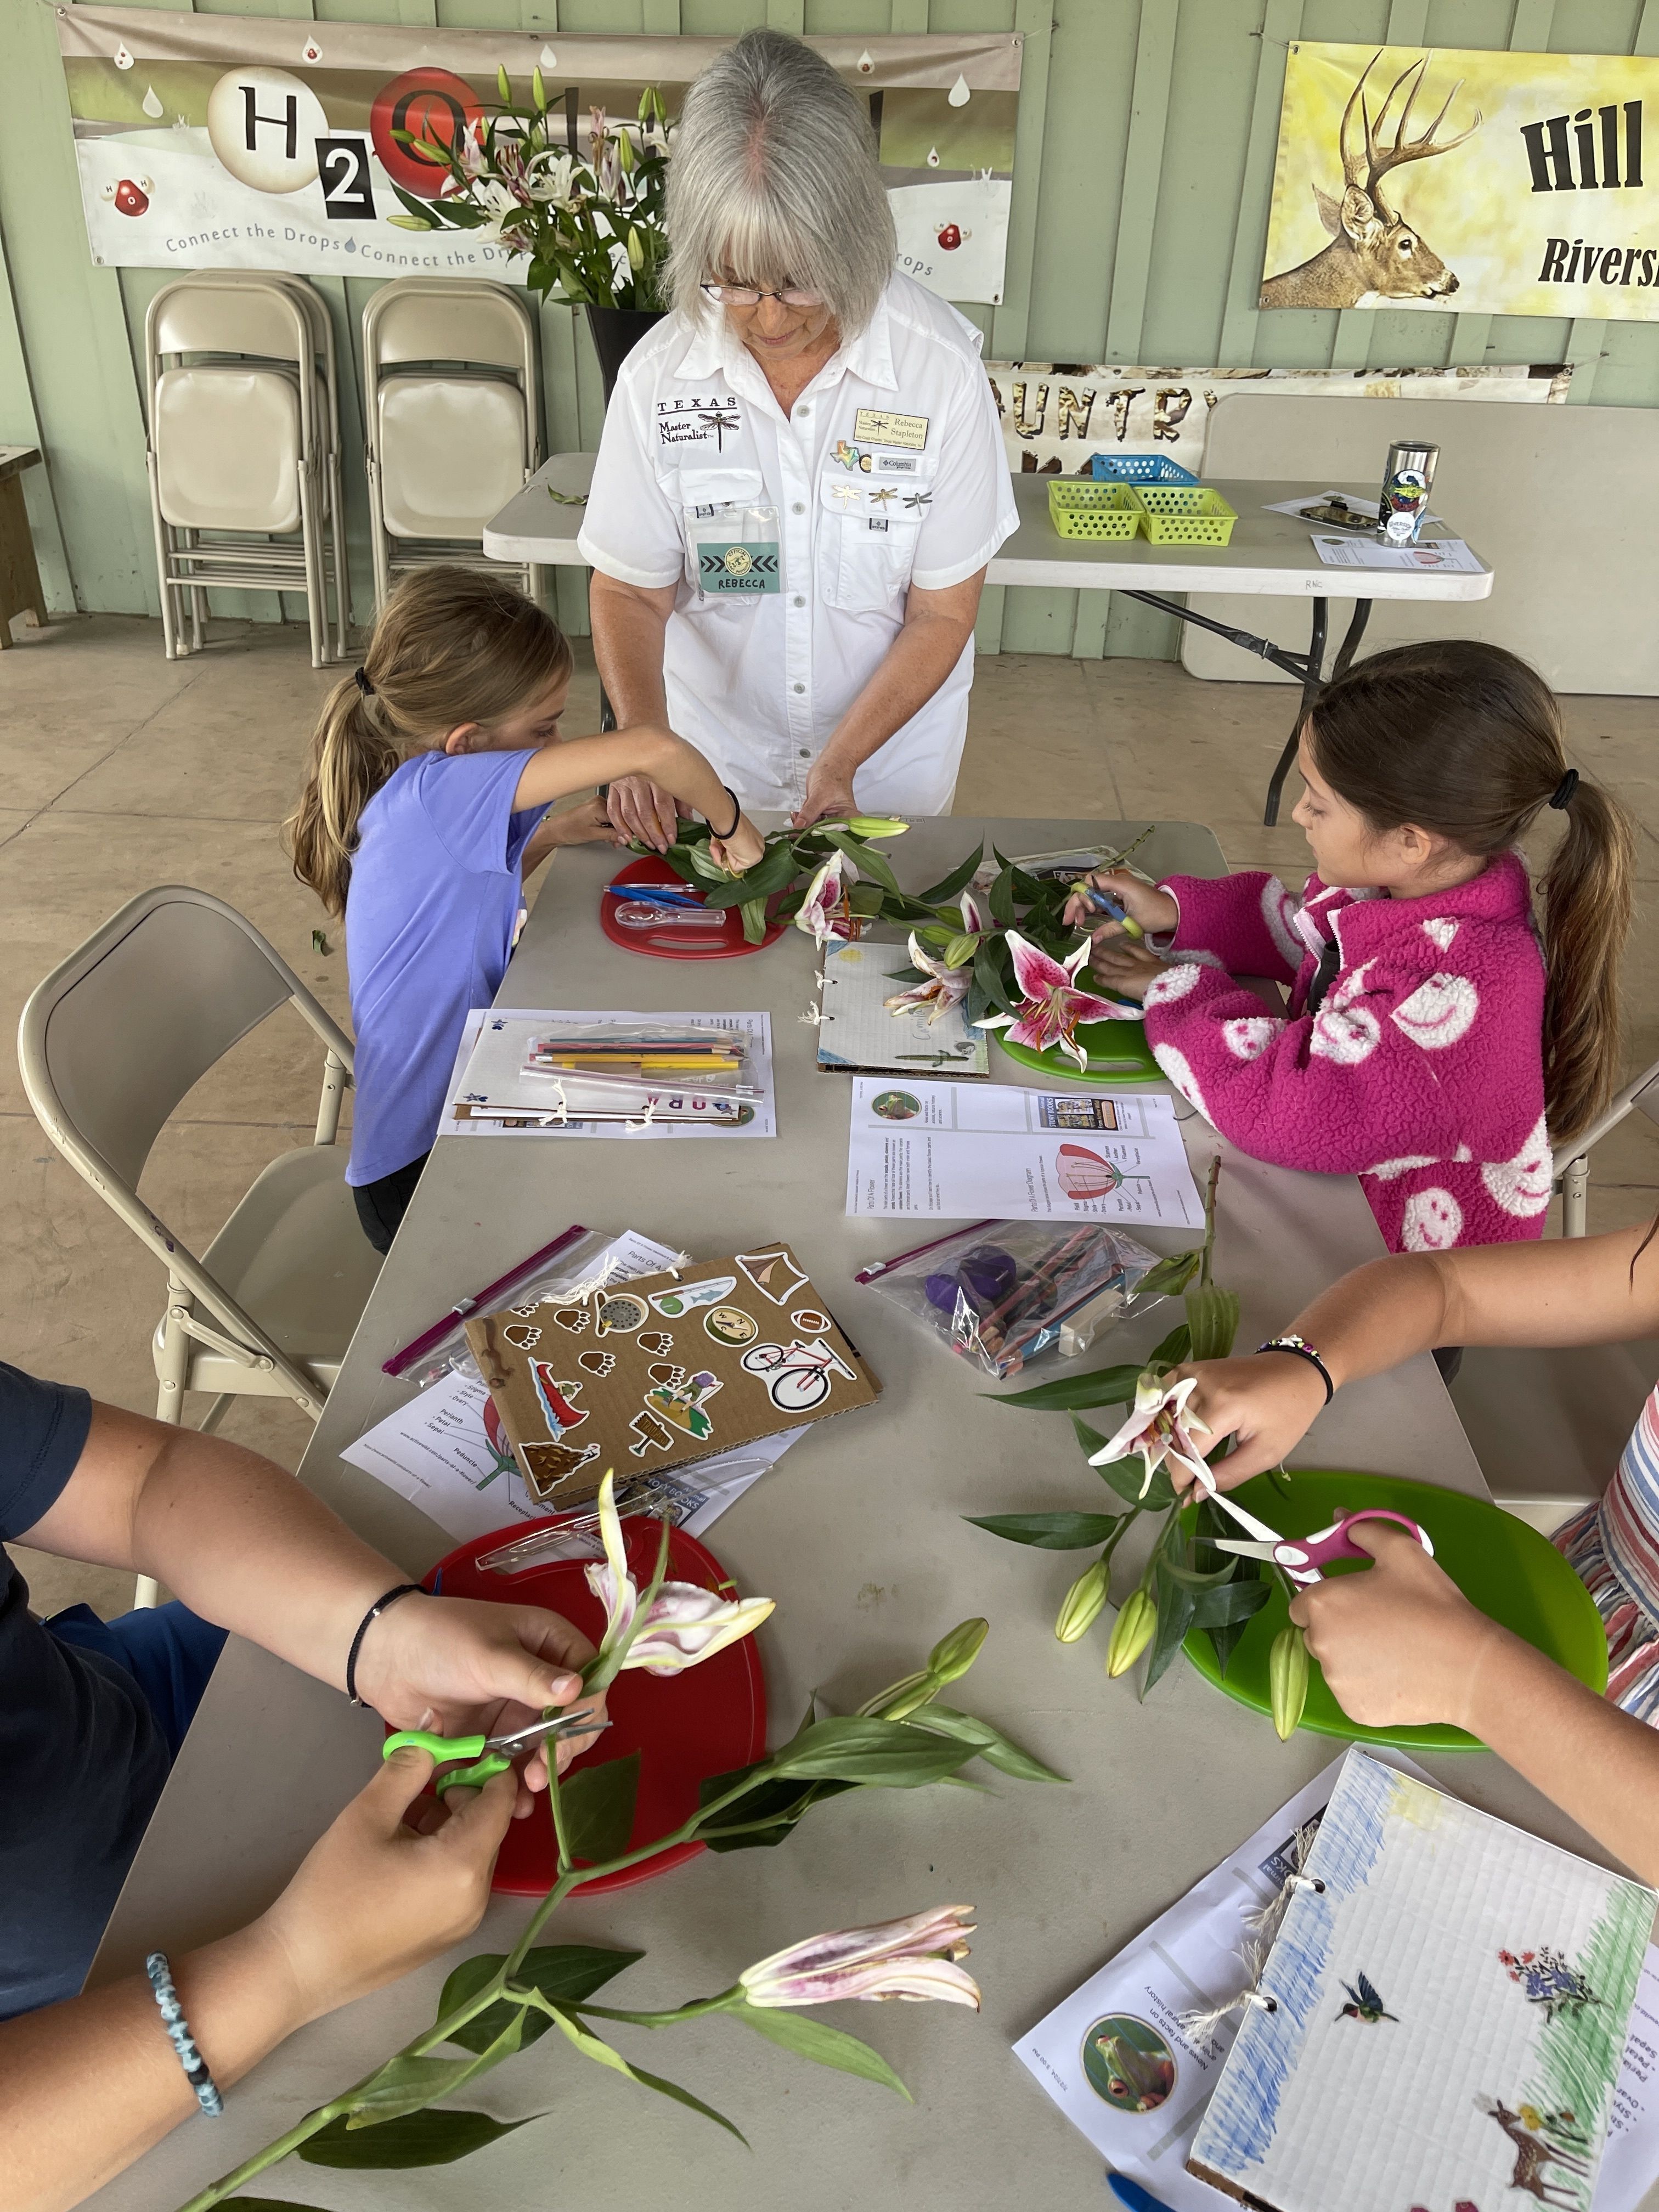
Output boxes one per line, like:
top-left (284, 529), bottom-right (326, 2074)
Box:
top-left (0, 1364), bottom-right (168, 2017)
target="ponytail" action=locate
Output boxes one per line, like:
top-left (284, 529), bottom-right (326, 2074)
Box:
top-left (1306, 639), bottom-right (1635, 1147)
top-left (286, 679), bottom-right (401, 918)
top-left (284, 565), bottom-right (574, 920)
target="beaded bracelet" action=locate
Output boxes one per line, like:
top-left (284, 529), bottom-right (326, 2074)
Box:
top-left (145, 1952), bottom-right (224, 2117)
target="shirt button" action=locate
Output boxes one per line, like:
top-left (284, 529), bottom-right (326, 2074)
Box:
top-left (792, 501), bottom-right (805, 514)
top-left (793, 682), bottom-right (806, 695)
top-left (799, 748), bottom-right (811, 758)
top-left (797, 404), bottom-right (810, 416)
top-left (793, 594), bottom-right (805, 607)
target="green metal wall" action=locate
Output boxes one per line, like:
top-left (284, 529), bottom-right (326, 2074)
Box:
top-left (3, 0), bottom-right (1658, 656)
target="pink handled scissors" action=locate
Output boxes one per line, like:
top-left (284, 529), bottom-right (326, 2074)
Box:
top-left (1206, 1496), bottom-right (1434, 1588)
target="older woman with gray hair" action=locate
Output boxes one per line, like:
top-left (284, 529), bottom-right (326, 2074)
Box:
top-left (578, 26), bottom-right (1017, 841)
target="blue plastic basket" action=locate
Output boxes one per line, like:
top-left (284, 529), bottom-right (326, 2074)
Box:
top-left (1089, 453), bottom-right (1199, 487)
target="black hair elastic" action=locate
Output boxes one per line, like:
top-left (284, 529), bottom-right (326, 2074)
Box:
top-left (710, 785), bottom-right (742, 840)
top-left (345, 1582), bottom-right (424, 1705)
top-left (353, 666), bottom-right (376, 698)
top-left (1549, 769), bottom-right (1578, 811)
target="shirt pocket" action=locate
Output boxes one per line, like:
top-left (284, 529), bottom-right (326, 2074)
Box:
top-left (817, 472), bottom-right (929, 615)
top-left (674, 465), bottom-right (777, 606)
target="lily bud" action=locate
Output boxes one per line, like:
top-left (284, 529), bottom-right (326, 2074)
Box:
top-left (844, 815), bottom-right (909, 838)
top-left (864, 1669), bottom-right (935, 1722)
top-left (740, 1905), bottom-right (979, 2010)
top-left (926, 1617), bottom-right (988, 1686)
top-left (1055, 1560), bottom-right (1111, 1644)
top-left (1106, 1588), bottom-right (1158, 1678)
top-left (1270, 1624), bottom-right (1310, 1741)
top-left (626, 226), bottom-right (644, 269)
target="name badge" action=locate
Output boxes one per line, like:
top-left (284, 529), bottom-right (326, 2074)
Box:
top-left (697, 542), bottom-right (781, 594)
top-left (854, 407), bottom-right (929, 451)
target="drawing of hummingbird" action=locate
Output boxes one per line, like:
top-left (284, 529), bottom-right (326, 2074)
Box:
top-left (1335, 1971), bottom-right (1398, 2024)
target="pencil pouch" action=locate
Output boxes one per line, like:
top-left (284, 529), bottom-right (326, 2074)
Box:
top-left (854, 1220), bottom-right (1169, 1380)
top-left (523, 1022), bottom-right (754, 1099)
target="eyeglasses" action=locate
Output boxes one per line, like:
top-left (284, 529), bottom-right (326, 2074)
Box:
top-left (701, 283), bottom-right (826, 308)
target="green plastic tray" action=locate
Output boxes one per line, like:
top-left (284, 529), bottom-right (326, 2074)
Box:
top-left (1181, 1468), bottom-right (1607, 1752)
top-left (993, 1011), bottom-right (1162, 1085)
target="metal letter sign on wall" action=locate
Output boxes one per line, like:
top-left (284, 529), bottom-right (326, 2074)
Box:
top-left (1263, 41), bottom-right (1659, 323)
top-left (57, 8), bottom-right (1022, 307)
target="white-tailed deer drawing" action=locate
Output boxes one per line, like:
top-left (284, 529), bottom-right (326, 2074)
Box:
top-left (1475, 2097), bottom-right (1592, 2208)
top-left (1260, 52), bottom-right (1481, 309)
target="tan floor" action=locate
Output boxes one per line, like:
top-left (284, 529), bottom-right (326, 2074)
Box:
top-left (4, 614), bottom-right (1658, 1614)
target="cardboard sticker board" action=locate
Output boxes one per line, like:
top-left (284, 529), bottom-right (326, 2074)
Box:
top-left (465, 1244), bottom-right (878, 1508)
top-left (1187, 1749), bottom-right (1655, 2212)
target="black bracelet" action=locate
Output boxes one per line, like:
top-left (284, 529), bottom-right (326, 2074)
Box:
top-left (710, 784), bottom-right (741, 840)
top-left (345, 1582), bottom-right (425, 1706)
top-left (1257, 1335), bottom-right (1334, 1404)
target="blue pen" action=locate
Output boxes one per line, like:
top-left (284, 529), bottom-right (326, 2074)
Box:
top-left (1106, 2172), bottom-right (1176, 2212)
top-left (605, 881), bottom-right (705, 909)
top-left (1080, 884), bottom-right (1146, 940)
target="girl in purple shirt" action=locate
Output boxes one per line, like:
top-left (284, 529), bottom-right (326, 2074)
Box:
top-left (287, 568), bottom-right (762, 1251)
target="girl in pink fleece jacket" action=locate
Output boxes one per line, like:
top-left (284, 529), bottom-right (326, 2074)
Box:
top-left (1076, 641), bottom-right (1633, 1254)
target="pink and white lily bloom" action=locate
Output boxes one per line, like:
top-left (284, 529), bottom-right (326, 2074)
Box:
top-left (795, 850), bottom-right (856, 947)
top-left (1088, 1372), bottom-right (1215, 1499)
top-left (979, 932), bottom-right (1134, 1070)
top-left (739, 1905), bottom-right (980, 2010)
top-left (586, 1471), bottom-right (774, 1675)
top-left (884, 933), bottom-right (970, 1026)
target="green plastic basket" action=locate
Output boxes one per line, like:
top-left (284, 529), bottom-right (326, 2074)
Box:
top-left (1128, 484), bottom-right (1238, 545)
top-left (1047, 479), bottom-right (1141, 541)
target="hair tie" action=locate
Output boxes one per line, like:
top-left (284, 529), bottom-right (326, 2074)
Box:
top-left (1549, 769), bottom-right (1578, 811)
top-left (353, 666), bottom-right (376, 699)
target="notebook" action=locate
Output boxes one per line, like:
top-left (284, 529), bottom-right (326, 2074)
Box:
top-left (464, 1243), bottom-right (880, 1508)
top-left (1187, 1748), bottom-right (1655, 2212)
top-left (816, 939), bottom-right (989, 1077)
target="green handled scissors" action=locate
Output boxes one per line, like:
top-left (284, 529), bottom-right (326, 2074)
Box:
top-left (383, 1706), bottom-right (607, 1795)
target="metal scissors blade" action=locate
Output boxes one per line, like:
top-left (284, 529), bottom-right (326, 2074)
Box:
top-left (482, 1706), bottom-right (607, 1757)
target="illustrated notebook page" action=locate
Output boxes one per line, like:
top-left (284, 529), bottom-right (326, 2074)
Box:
top-left (816, 940), bottom-right (989, 1077)
top-left (1187, 1748), bottom-right (1656, 2212)
top-left (464, 1245), bottom-right (879, 1508)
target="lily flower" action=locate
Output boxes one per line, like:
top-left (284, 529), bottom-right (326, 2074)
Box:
top-left (739, 1906), bottom-right (980, 2009)
top-left (795, 850), bottom-right (856, 947)
top-left (586, 1471), bottom-right (774, 1675)
top-left (1088, 1372), bottom-right (1214, 1500)
top-left (958, 889), bottom-right (985, 935)
top-left (978, 932), bottom-right (1133, 1070)
top-left (884, 933), bottom-right (969, 1025)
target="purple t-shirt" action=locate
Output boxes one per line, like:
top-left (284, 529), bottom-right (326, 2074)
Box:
top-left (346, 749), bottom-right (547, 1186)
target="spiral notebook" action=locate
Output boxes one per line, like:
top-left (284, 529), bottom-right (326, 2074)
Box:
top-left (815, 939), bottom-right (989, 1077)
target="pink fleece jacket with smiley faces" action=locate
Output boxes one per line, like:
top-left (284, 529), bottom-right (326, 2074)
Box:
top-left (1139, 853), bottom-right (1551, 1253)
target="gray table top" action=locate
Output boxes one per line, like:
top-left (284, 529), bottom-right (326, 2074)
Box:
top-left (91, 816), bottom-right (1607, 2212)
top-left (484, 456), bottom-right (1494, 602)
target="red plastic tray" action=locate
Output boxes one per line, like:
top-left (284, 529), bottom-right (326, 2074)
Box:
top-left (420, 1515), bottom-right (768, 1894)
top-left (600, 854), bottom-right (785, 960)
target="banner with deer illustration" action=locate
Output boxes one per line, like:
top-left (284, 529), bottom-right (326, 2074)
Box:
top-left (1263, 41), bottom-right (1659, 321)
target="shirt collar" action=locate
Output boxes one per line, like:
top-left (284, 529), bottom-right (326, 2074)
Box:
top-left (671, 280), bottom-right (899, 394)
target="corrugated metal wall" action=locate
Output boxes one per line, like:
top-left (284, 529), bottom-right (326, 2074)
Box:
top-left (3, 0), bottom-right (1657, 656)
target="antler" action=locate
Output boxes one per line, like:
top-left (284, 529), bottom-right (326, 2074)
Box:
top-left (1356, 54), bottom-right (1482, 208)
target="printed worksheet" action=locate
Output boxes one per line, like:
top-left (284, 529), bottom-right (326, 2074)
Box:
top-left (844, 1078), bottom-right (1203, 1224)
top-left (1312, 533), bottom-right (1484, 572)
top-left (437, 1008), bottom-right (776, 1140)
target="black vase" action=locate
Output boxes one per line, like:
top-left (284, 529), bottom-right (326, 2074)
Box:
top-left (584, 304), bottom-right (667, 403)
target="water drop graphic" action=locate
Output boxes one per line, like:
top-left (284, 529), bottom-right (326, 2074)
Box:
top-left (141, 84), bottom-right (163, 119)
top-left (539, 44), bottom-right (557, 69)
top-left (856, 49), bottom-right (874, 74)
top-left (302, 37), bottom-right (321, 63)
top-left (947, 74), bottom-right (971, 108)
top-left (114, 43), bottom-right (133, 69)
top-left (926, 145), bottom-right (940, 167)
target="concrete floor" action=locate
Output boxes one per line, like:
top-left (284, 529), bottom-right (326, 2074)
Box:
top-left (5, 614), bottom-right (1659, 1612)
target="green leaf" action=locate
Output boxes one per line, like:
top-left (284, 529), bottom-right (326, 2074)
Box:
top-left (560, 1750), bottom-right (640, 1863)
top-left (1149, 1323), bottom-right (1193, 1367)
top-left (1085, 1446), bottom-right (1173, 1510)
top-left (915, 844), bottom-right (985, 906)
top-left (973, 943), bottom-right (1017, 1018)
top-left (345, 2022), bottom-right (521, 2128)
top-left (963, 1509), bottom-right (1124, 1550)
top-left (989, 1361), bottom-right (1141, 1413)
top-left (907, 1702), bottom-right (1069, 1784)
top-left (209, 2202), bottom-right (328, 2209)
top-left (1184, 1284), bottom-right (1241, 1363)
top-left (823, 828), bottom-right (901, 896)
top-left (696, 1770), bottom-right (856, 1850)
top-left (441, 1945), bottom-right (644, 2055)
top-left (739, 896), bottom-right (768, 943)
top-left (548, 2007), bottom-right (748, 2144)
top-left (1135, 1249), bottom-right (1201, 1299)
top-left (1142, 1561), bottom-right (1199, 1695)
top-left (845, 880), bottom-right (888, 918)
top-left (300, 2109), bottom-right (533, 2169)
top-left (1188, 1579), bottom-right (1272, 1630)
top-left (733, 2000), bottom-right (911, 2097)
top-left (766, 1716), bottom-right (975, 1788)
top-left (988, 863), bottom-right (1017, 928)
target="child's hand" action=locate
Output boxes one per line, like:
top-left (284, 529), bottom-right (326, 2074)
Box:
top-left (1177, 1353), bottom-right (1329, 1486)
top-left (1062, 868), bottom-right (1179, 936)
top-left (1087, 936), bottom-right (1168, 1001)
top-left (710, 812), bottom-right (766, 875)
top-left (543, 794), bottom-right (624, 848)
top-left (1289, 1524), bottom-right (1504, 1733)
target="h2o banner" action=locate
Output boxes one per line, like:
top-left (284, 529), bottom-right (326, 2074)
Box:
top-left (56, 6), bottom-right (1020, 305)
top-left (1262, 40), bottom-right (1659, 321)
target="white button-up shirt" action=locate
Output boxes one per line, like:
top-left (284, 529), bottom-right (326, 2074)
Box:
top-left (578, 272), bottom-right (1017, 819)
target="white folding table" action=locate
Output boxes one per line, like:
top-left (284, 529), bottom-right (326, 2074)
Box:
top-left (484, 459), bottom-right (1494, 825)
